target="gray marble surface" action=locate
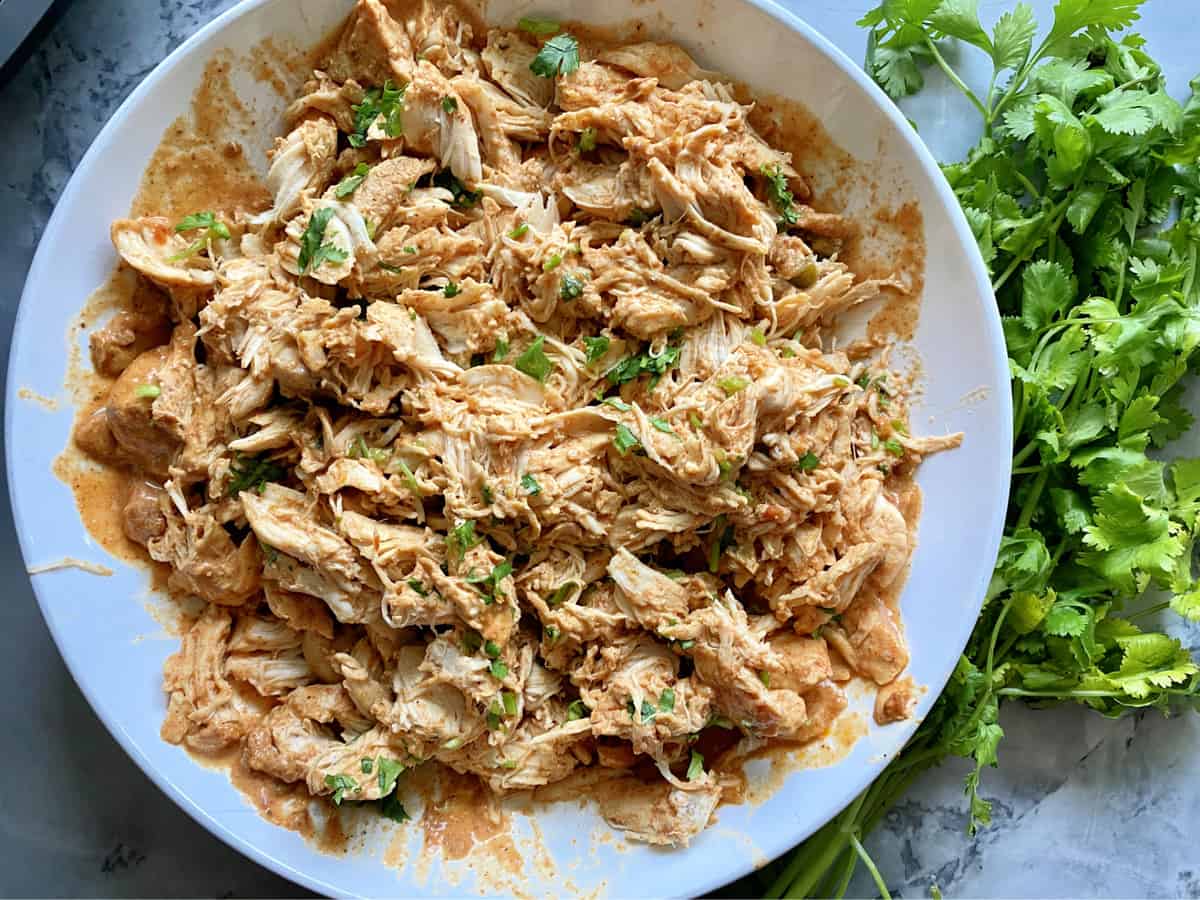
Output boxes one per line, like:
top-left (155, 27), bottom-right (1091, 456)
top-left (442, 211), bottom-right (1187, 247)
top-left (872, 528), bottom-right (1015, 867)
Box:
top-left (1, 1), bottom-right (1198, 897)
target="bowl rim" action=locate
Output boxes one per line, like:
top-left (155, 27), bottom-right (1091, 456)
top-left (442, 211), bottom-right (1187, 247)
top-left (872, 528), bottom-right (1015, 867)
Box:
top-left (6, 0), bottom-right (1011, 895)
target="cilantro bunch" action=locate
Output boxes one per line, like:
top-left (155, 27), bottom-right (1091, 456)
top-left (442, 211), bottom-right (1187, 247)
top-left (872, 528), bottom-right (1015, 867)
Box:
top-left (755, 2), bottom-right (1200, 897)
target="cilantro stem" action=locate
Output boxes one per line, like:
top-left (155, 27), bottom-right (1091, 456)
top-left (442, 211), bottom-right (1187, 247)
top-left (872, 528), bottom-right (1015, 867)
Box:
top-left (850, 834), bottom-right (892, 900)
top-left (922, 35), bottom-right (988, 121)
top-left (1017, 469), bottom-right (1048, 529)
top-left (767, 790), bottom-right (868, 898)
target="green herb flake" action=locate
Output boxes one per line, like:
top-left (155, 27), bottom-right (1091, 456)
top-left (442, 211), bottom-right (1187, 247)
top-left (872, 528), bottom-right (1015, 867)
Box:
top-left (376, 757), bottom-right (405, 797)
top-left (324, 773), bottom-right (359, 805)
top-left (501, 690), bottom-right (518, 717)
top-left (521, 473), bottom-right (542, 495)
top-left (543, 252), bottom-right (563, 272)
top-left (686, 750), bottom-right (704, 781)
top-left (578, 126), bottom-right (597, 152)
top-left (547, 582), bottom-right (579, 607)
top-left (169, 210), bottom-right (231, 260)
top-left (529, 32), bottom-right (580, 78)
top-left (508, 222), bottom-right (529, 239)
top-left (567, 699), bottom-right (589, 721)
top-left (335, 162), bottom-right (370, 198)
top-left (750, 327), bottom-right (767, 346)
top-left (717, 375), bottom-right (750, 396)
top-left (447, 520), bottom-right (482, 560)
top-left (441, 95), bottom-right (458, 113)
top-left (613, 423), bottom-right (642, 455)
top-left (134, 384), bottom-right (160, 399)
top-left (583, 335), bottom-right (610, 363)
top-left (659, 688), bottom-right (676, 712)
top-left (761, 164), bottom-right (798, 229)
top-left (443, 281), bottom-right (460, 298)
top-left (650, 417), bottom-right (676, 435)
top-left (297, 207), bottom-right (349, 274)
top-left (490, 659), bottom-right (509, 680)
top-left (406, 578), bottom-right (428, 597)
top-left (227, 452), bottom-right (285, 496)
top-left (559, 271), bottom-right (585, 300)
top-left (796, 452), bottom-right (820, 472)
top-left (514, 335), bottom-right (554, 382)
top-left (433, 169), bottom-right (481, 209)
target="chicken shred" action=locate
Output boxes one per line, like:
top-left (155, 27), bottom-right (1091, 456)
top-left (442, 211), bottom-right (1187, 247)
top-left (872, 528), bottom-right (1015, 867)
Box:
top-left (77, 0), bottom-right (962, 848)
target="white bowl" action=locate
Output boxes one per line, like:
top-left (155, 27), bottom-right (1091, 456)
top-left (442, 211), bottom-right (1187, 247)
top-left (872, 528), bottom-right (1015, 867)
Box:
top-left (5, 0), bottom-right (1010, 895)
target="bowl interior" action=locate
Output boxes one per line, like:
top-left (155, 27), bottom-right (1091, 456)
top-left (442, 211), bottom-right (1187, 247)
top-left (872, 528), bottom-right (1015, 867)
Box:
top-left (5, 0), bottom-right (1010, 895)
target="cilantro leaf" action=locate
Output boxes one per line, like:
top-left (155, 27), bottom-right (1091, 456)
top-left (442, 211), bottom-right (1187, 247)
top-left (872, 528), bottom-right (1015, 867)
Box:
top-left (514, 335), bottom-right (554, 382)
top-left (530, 33), bottom-right (580, 79)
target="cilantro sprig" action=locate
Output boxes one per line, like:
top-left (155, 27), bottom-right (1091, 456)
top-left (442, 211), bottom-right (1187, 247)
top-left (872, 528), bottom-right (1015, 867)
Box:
top-left (763, 4), bottom-right (1200, 898)
top-left (170, 211), bottom-right (230, 261)
top-left (297, 207), bottom-right (349, 274)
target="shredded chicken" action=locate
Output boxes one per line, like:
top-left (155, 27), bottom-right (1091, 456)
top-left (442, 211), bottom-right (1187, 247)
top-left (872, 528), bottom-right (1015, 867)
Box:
top-left (76, 0), bottom-right (961, 848)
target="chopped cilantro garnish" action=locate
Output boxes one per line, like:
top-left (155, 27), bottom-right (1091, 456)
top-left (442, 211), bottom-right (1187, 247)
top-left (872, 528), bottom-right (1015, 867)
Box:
top-left (447, 520), bottom-right (482, 560)
top-left (650, 417), bottom-right (675, 435)
top-left (227, 453), bottom-right (285, 496)
top-left (686, 750), bottom-right (704, 781)
top-left (490, 659), bottom-right (509, 679)
top-left (612, 423), bottom-right (642, 455)
top-left (380, 791), bottom-right (410, 823)
top-left (521, 473), bottom-right (542, 495)
top-left (659, 688), bottom-right (675, 712)
top-left (602, 397), bottom-right (632, 412)
top-left (559, 271), bottom-right (585, 300)
top-left (605, 343), bottom-right (682, 389)
top-left (884, 438), bottom-right (905, 457)
top-left (335, 162), bottom-right (370, 198)
top-left (348, 80), bottom-right (404, 146)
top-left (718, 375), bottom-right (750, 396)
top-left (707, 514), bottom-right (735, 573)
top-left (514, 335), bottom-right (554, 382)
top-left (443, 281), bottom-right (460, 298)
top-left (583, 335), bottom-right (610, 363)
top-left (297, 207), bottom-right (349, 274)
top-left (403, 245), bottom-right (418, 254)
top-left (170, 211), bottom-right (230, 260)
top-left (567, 699), bottom-right (589, 720)
top-left (441, 95), bottom-right (458, 113)
top-left (493, 337), bottom-right (510, 362)
top-left (324, 773), bottom-right (359, 805)
top-left (529, 32), bottom-right (580, 78)
top-left (481, 483), bottom-right (494, 504)
top-left (578, 127), bottom-right (597, 152)
top-left (761, 163), bottom-right (798, 229)
top-left (750, 327), bottom-right (767, 346)
top-left (484, 640), bottom-right (501, 659)
top-left (547, 582), bottom-right (579, 606)
top-left (361, 758), bottom-right (374, 774)
top-left (432, 169), bottom-right (481, 209)
top-left (796, 452), bottom-right (820, 471)
top-left (406, 578), bottom-right (428, 597)
top-left (501, 690), bottom-right (518, 716)
top-left (467, 558), bottom-right (513, 604)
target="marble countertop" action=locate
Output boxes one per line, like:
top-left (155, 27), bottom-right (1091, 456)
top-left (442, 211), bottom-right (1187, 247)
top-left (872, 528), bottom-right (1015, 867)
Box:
top-left (1, 0), bottom-right (1198, 896)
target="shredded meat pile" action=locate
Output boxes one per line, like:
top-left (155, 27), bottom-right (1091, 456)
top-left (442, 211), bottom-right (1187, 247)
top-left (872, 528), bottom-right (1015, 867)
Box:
top-left (77, 0), bottom-right (961, 846)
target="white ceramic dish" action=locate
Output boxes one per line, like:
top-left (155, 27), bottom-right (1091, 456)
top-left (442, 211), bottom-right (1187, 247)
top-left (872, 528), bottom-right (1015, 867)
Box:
top-left (6, 0), bottom-right (1010, 895)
